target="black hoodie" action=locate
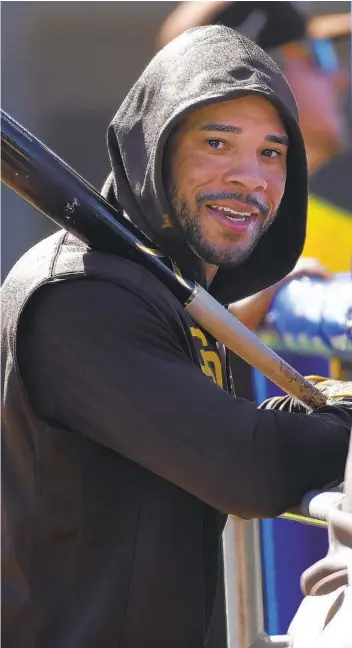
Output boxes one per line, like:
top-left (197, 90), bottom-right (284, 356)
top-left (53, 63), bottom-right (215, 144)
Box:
top-left (2, 26), bottom-right (350, 648)
top-left (102, 25), bottom-right (308, 302)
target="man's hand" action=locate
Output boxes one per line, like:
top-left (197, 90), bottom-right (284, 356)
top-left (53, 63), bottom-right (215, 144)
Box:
top-left (306, 376), bottom-right (352, 409)
top-left (228, 257), bottom-right (333, 331)
top-left (259, 377), bottom-right (352, 413)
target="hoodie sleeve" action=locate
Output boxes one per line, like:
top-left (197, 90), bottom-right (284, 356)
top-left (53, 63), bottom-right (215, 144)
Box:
top-left (17, 276), bottom-right (350, 520)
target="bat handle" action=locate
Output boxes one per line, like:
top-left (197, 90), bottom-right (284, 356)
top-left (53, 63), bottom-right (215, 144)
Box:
top-left (186, 286), bottom-right (327, 410)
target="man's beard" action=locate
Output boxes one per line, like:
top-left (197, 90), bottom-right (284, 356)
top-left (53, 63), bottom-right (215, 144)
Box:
top-left (167, 187), bottom-right (277, 267)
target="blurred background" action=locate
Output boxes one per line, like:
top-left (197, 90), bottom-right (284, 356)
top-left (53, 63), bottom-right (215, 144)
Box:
top-left (1, 2), bottom-right (352, 641)
top-left (1, 1), bottom-right (351, 279)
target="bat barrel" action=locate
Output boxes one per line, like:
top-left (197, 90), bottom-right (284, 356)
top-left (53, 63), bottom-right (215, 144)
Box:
top-left (0, 109), bottom-right (194, 304)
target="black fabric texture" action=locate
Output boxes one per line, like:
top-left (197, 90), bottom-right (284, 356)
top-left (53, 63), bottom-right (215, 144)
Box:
top-left (14, 275), bottom-right (351, 520)
top-left (102, 25), bottom-right (308, 303)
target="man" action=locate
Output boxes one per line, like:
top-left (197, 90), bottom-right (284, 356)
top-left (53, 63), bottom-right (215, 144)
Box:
top-left (2, 26), bottom-right (352, 648)
top-left (158, 1), bottom-right (352, 329)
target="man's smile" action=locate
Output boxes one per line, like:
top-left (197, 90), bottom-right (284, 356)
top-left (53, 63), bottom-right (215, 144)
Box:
top-left (204, 204), bottom-right (259, 233)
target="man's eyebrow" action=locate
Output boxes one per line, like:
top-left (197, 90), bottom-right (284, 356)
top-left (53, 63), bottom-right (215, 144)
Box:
top-left (266, 134), bottom-right (289, 146)
top-left (199, 123), bottom-right (242, 134)
top-left (198, 123), bottom-right (289, 146)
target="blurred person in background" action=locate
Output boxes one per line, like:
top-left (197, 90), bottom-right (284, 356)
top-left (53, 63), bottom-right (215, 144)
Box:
top-left (2, 24), bottom-right (352, 648)
top-left (158, 1), bottom-right (352, 333)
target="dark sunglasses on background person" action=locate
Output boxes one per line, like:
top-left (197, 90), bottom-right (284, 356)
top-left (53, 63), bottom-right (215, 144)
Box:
top-left (308, 38), bottom-right (341, 72)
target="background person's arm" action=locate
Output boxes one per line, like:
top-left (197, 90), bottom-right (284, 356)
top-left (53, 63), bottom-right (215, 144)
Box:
top-left (229, 257), bottom-right (332, 330)
top-left (157, 1), bottom-right (230, 49)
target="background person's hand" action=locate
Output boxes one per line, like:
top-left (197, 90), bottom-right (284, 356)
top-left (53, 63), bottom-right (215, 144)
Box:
top-left (286, 257), bottom-right (333, 282)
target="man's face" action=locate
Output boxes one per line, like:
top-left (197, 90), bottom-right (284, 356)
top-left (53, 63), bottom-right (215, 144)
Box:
top-left (166, 95), bottom-right (288, 267)
top-left (281, 40), bottom-right (349, 171)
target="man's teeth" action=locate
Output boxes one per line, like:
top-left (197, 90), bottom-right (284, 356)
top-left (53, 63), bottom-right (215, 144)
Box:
top-left (210, 205), bottom-right (251, 221)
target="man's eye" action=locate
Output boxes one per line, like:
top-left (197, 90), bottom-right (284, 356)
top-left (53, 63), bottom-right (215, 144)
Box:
top-left (206, 139), bottom-right (224, 149)
top-left (261, 148), bottom-right (282, 158)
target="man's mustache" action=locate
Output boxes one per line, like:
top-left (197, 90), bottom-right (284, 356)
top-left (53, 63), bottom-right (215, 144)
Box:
top-left (196, 192), bottom-right (269, 219)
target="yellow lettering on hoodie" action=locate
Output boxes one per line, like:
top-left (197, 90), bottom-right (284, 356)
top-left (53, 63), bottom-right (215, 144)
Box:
top-left (190, 327), bottom-right (224, 388)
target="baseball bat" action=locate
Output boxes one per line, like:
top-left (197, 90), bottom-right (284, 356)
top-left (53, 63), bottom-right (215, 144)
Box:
top-left (1, 109), bottom-right (326, 410)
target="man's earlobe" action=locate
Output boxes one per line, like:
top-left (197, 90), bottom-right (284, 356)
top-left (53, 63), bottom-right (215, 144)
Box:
top-left (162, 213), bottom-right (173, 228)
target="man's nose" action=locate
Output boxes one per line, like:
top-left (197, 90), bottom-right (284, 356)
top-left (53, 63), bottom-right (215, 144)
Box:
top-left (223, 161), bottom-right (268, 193)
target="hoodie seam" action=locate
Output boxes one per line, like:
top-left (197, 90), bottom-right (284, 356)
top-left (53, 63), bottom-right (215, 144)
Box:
top-left (31, 423), bottom-right (46, 648)
top-left (117, 473), bottom-right (145, 647)
top-left (49, 230), bottom-right (69, 278)
top-left (237, 33), bottom-right (260, 84)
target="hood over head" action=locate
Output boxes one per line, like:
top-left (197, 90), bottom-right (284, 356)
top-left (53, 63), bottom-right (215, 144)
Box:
top-left (102, 25), bottom-right (308, 305)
